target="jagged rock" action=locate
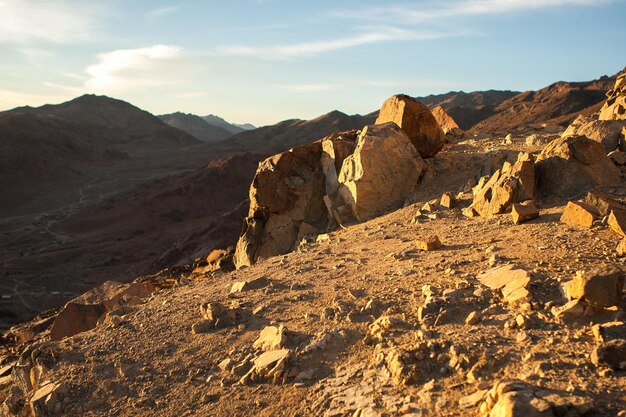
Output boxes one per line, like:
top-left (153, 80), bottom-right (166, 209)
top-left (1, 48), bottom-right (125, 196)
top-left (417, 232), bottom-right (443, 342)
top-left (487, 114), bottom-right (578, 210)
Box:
top-left (337, 123), bottom-right (426, 221)
top-left (375, 95), bottom-right (446, 158)
top-left (599, 71), bottom-right (626, 121)
top-left (30, 382), bottom-right (69, 416)
top-left (591, 340), bottom-right (626, 370)
top-left (479, 379), bottom-right (594, 417)
top-left (465, 310), bottom-right (481, 325)
top-left (616, 238), bottom-right (626, 257)
top-left (239, 349), bottom-right (292, 385)
top-left (204, 248), bottom-right (235, 273)
top-left (608, 209), bottom-right (626, 237)
top-left (478, 265), bottom-right (532, 306)
top-left (568, 267), bottom-right (624, 308)
top-left (608, 150), bottom-right (626, 165)
top-left (535, 135), bottom-right (621, 198)
top-left (560, 201), bottom-right (599, 228)
top-left (373, 346), bottom-right (425, 386)
top-left (471, 156), bottom-right (534, 217)
top-left (562, 115), bottom-right (625, 152)
top-left (584, 187), bottom-right (626, 216)
top-left (416, 235), bottom-right (442, 251)
top-left (440, 192), bottom-right (457, 209)
top-left (253, 325), bottom-right (288, 352)
top-left (49, 280), bottom-right (155, 340)
top-left (591, 321), bottom-right (626, 343)
top-left (551, 299), bottom-right (587, 320)
top-left (511, 201), bottom-right (539, 224)
top-left (432, 105), bottom-right (464, 140)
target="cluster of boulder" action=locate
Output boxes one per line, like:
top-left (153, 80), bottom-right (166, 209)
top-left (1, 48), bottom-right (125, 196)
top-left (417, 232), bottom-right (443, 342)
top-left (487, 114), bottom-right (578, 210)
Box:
top-left (234, 95), bottom-right (446, 269)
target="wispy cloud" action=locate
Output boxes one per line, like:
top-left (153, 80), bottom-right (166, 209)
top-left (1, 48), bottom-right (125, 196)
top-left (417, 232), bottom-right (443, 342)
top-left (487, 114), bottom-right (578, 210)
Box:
top-left (216, 26), bottom-right (451, 59)
top-left (84, 45), bottom-right (191, 94)
top-left (0, 0), bottom-right (101, 44)
top-left (146, 6), bottom-right (180, 20)
top-left (331, 0), bottom-right (613, 22)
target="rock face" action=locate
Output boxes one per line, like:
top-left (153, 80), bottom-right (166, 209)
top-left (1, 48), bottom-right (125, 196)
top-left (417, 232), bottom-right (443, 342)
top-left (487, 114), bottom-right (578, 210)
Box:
top-left (599, 71), bottom-right (626, 121)
top-left (568, 266), bottom-right (624, 308)
top-left (375, 95), bottom-right (446, 158)
top-left (337, 123), bottom-right (426, 221)
top-left (431, 105), bottom-right (464, 139)
top-left (535, 135), bottom-right (621, 198)
top-left (234, 124), bottom-right (427, 268)
top-left (471, 156), bottom-right (535, 217)
top-left (562, 115), bottom-right (625, 153)
top-left (560, 201), bottom-right (599, 228)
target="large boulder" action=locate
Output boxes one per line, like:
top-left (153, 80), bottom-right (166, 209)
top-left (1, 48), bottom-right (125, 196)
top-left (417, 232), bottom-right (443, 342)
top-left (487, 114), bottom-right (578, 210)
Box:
top-left (562, 115), bottom-right (625, 153)
top-left (337, 122), bottom-right (427, 221)
top-left (599, 71), bottom-right (626, 121)
top-left (375, 95), bottom-right (446, 158)
top-left (535, 135), bottom-right (621, 199)
top-left (471, 155), bottom-right (535, 217)
top-left (234, 131), bottom-right (359, 268)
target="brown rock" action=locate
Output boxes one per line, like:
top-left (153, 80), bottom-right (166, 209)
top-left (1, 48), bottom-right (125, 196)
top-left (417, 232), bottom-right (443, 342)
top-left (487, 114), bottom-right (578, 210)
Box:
top-left (616, 238), bottom-right (626, 257)
top-left (440, 192), bottom-right (457, 209)
top-left (560, 201), bottom-right (599, 228)
top-left (608, 209), bottom-right (626, 237)
top-left (240, 349), bottom-right (292, 385)
top-left (431, 105), bottom-right (464, 140)
top-left (568, 266), bottom-right (624, 308)
top-left (591, 340), bottom-right (626, 370)
top-left (229, 277), bottom-right (270, 293)
top-left (30, 382), bottom-right (68, 417)
top-left (511, 201), bottom-right (539, 224)
top-left (375, 94), bottom-right (446, 158)
top-left (205, 248), bottom-right (235, 273)
top-left (584, 187), bottom-right (626, 216)
top-left (478, 265), bottom-right (532, 306)
top-left (416, 235), bottom-right (442, 251)
top-left (337, 123), bottom-right (427, 221)
top-left (535, 135), bottom-right (621, 198)
top-left (253, 325), bottom-right (288, 352)
top-left (472, 158), bottom-right (535, 217)
top-left (562, 115), bottom-right (625, 152)
top-left (599, 71), bottom-right (626, 121)
top-left (49, 302), bottom-right (105, 341)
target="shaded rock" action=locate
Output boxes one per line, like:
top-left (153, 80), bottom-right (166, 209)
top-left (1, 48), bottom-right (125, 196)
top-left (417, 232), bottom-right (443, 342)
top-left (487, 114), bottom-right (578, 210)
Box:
top-left (616, 238), bottom-right (626, 257)
top-left (568, 267), bottom-right (624, 308)
top-left (591, 340), bottom-right (626, 370)
top-left (375, 94), bottom-right (445, 158)
top-left (30, 382), bottom-right (68, 417)
top-left (337, 123), bottom-right (426, 221)
top-left (560, 201), bottom-right (599, 228)
top-left (471, 157), bottom-right (535, 217)
top-left (511, 201), bottom-right (539, 224)
top-left (535, 135), bottom-right (621, 198)
top-left (432, 105), bottom-right (464, 140)
top-left (230, 277), bottom-right (270, 293)
top-left (49, 303), bottom-right (105, 341)
top-left (583, 187), bottom-right (626, 216)
top-left (479, 379), bottom-right (594, 417)
top-left (204, 248), bottom-right (235, 273)
top-left (591, 321), bottom-right (626, 343)
top-left (440, 192), bottom-right (457, 209)
top-left (562, 115), bottom-right (625, 152)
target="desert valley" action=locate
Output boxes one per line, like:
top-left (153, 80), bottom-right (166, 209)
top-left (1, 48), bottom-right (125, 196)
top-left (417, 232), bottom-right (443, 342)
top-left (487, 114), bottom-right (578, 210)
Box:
top-left (0, 62), bottom-right (624, 417)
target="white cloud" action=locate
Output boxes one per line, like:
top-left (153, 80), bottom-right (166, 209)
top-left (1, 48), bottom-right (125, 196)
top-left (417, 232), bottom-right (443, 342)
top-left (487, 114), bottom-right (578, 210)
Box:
top-left (216, 26), bottom-right (447, 59)
top-left (331, 0), bottom-right (613, 22)
top-left (84, 45), bottom-right (191, 94)
top-left (146, 6), bottom-right (180, 20)
top-left (0, 0), bottom-right (101, 44)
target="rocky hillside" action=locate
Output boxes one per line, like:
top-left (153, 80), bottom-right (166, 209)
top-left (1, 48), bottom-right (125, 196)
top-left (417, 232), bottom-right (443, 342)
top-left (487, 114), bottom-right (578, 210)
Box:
top-left (203, 114), bottom-right (255, 135)
top-left (159, 112), bottom-right (234, 142)
top-left (2, 79), bottom-right (625, 416)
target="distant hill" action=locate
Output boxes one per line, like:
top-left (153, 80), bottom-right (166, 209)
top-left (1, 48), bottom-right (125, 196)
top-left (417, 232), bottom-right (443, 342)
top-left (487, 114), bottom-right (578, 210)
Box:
top-left (203, 114), bottom-right (255, 135)
top-left (415, 90), bottom-right (520, 130)
top-left (469, 75), bottom-right (616, 134)
top-left (0, 95), bottom-right (200, 214)
top-left (159, 112), bottom-right (234, 142)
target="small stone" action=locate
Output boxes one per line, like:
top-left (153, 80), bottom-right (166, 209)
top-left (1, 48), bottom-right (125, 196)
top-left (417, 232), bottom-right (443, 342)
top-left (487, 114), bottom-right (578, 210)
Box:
top-left (230, 277), bottom-right (270, 293)
top-left (253, 325), bottom-right (288, 352)
top-left (462, 207), bottom-right (478, 218)
top-left (560, 201), bottom-right (599, 228)
top-left (511, 201), bottom-right (539, 224)
top-left (458, 389), bottom-right (488, 409)
top-left (616, 238), bottom-right (626, 257)
top-left (191, 320), bottom-right (214, 334)
top-left (568, 266), bottom-right (624, 308)
top-left (608, 209), bottom-right (626, 237)
top-left (465, 311), bottom-right (481, 325)
top-left (440, 192), bottom-right (457, 209)
top-left (416, 236), bottom-right (442, 251)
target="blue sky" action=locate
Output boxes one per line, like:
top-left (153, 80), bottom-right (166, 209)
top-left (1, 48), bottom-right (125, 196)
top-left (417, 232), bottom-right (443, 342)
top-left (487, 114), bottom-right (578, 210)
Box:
top-left (0, 0), bottom-right (624, 126)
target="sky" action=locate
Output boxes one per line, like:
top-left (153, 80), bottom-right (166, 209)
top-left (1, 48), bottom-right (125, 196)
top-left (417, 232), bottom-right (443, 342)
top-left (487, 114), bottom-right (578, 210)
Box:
top-left (0, 0), bottom-right (625, 126)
